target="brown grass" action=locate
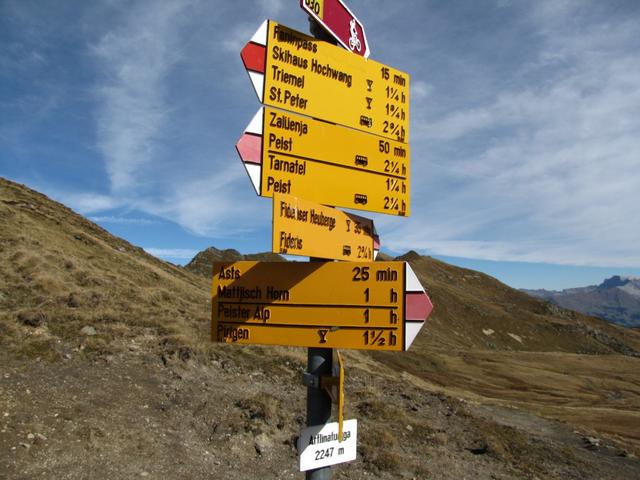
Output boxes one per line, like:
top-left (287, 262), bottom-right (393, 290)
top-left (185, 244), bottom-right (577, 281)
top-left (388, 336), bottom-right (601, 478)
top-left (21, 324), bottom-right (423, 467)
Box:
top-left (3, 176), bottom-right (640, 464)
top-left (1, 179), bottom-right (210, 360)
top-left (378, 348), bottom-right (640, 454)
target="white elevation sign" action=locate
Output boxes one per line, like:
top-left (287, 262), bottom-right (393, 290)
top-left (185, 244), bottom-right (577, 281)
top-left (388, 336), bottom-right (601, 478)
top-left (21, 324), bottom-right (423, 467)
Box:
top-left (297, 419), bottom-right (358, 471)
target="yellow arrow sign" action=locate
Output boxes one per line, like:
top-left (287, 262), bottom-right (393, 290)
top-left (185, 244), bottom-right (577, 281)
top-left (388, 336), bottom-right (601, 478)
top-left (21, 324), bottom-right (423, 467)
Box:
top-left (272, 193), bottom-right (379, 261)
top-left (263, 107), bottom-right (409, 177)
top-left (241, 20), bottom-right (410, 143)
top-left (236, 107), bottom-right (410, 216)
top-left (211, 261), bottom-right (433, 351)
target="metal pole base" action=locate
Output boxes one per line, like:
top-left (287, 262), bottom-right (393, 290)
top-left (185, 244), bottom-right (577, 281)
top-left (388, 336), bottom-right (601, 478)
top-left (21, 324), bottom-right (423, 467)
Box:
top-left (306, 347), bottom-right (333, 480)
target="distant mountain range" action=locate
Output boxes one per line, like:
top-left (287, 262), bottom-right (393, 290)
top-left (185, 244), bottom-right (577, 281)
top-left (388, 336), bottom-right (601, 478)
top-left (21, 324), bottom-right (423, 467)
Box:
top-left (522, 276), bottom-right (640, 328)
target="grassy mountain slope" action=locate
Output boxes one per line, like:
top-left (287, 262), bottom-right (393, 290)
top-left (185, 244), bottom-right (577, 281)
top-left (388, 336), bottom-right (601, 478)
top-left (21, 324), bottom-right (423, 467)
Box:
top-left (0, 178), bottom-right (209, 359)
top-left (1, 176), bottom-right (640, 479)
top-left (372, 252), bottom-right (640, 453)
top-left (398, 251), bottom-right (640, 355)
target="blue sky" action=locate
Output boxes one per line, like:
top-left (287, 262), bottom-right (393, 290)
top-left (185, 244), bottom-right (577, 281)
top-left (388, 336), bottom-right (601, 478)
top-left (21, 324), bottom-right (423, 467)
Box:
top-left (1, 0), bottom-right (639, 290)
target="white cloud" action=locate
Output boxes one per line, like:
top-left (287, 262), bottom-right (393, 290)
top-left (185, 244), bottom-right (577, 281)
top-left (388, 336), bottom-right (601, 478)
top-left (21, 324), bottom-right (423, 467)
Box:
top-left (91, 0), bottom-right (193, 192)
top-left (222, 23), bottom-right (260, 53)
top-left (55, 192), bottom-right (120, 214)
top-left (383, 237), bottom-right (640, 269)
top-left (398, 0), bottom-right (640, 267)
top-left (418, 106), bottom-right (496, 141)
top-left (86, 0), bottom-right (269, 238)
top-left (261, 0), bottom-right (285, 16)
top-left (89, 216), bottom-right (160, 225)
top-left (143, 247), bottom-right (198, 260)
top-left (141, 164), bottom-right (263, 237)
top-left (11, 0), bottom-right (635, 271)
top-left (411, 80), bottom-right (433, 101)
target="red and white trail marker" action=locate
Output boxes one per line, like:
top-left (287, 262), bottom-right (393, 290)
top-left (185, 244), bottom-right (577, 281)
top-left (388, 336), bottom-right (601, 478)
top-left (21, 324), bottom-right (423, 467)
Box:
top-left (404, 262), bottom-right (433, 350)
top-left (239, 21), bottom-right (269, 104)
top-left (235, 109), bottom-right (263, 196)
top-left (300, 0), bottom-right (370, 58)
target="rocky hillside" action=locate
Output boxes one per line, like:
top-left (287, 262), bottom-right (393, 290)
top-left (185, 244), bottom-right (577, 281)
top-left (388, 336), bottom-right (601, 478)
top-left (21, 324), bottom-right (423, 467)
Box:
top-left (2, 177), bottom-right (640, 479)
top-left (0, 178), bottom-right (210, 360)
top-left (523, 276), bottom-right (640, 327)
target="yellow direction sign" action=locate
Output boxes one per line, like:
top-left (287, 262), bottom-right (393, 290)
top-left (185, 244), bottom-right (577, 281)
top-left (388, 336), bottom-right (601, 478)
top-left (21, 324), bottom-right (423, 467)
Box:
top-left (241, 20), bottom-right (410, 143)
top-left (211, 261), bottom-right (433, 351)
top-left (236, 107), bottom-right (410, 215)
top-left (272, 193), bottom-right (379, 260)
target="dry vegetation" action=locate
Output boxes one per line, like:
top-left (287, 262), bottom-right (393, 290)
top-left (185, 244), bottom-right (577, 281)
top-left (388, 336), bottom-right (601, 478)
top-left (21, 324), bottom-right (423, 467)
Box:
top-left (0, 179), bottom-right (210, 361)
top-left (2, 177), bottom-right (640, 479)
top-left (374, 252), bottom-right (640, 456)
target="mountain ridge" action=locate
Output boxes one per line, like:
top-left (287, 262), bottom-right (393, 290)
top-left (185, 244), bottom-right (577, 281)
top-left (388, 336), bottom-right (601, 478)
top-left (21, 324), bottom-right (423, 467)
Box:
top-left (184, 246), bottom-right (285, 278)
top-left (522, 276), bottom-right (640, 327)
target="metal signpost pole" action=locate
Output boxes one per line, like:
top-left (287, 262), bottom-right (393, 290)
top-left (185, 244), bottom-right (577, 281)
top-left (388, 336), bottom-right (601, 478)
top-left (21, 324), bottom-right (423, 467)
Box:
top-left (306, 249), bottom-right (333, 479)
top-left (305, 18), bottom-right (337, 479)
top-left (305, 346), bottom-right (333, 480)
top-left (306, 254), bottom-right (333, 480)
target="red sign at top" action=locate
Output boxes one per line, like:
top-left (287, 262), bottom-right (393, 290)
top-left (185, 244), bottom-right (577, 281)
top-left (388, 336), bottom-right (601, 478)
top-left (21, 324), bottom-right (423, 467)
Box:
top-left (300, 0), bottom-right (370, 58)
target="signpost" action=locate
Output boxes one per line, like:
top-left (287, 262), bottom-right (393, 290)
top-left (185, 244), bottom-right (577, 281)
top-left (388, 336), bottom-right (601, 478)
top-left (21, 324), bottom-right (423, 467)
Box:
top-left (272, 192), bottom-right (379, 261)
top-left (224, 4), bottom-right (430, 477)
top-left (236, 107), bottom-right (410, 215)
top-left (299, 0), bottom-right (370, 58)
top-left (211, 261), bottom-right (432, 351)
top-left (241, 20), bottom-right (409, 143)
